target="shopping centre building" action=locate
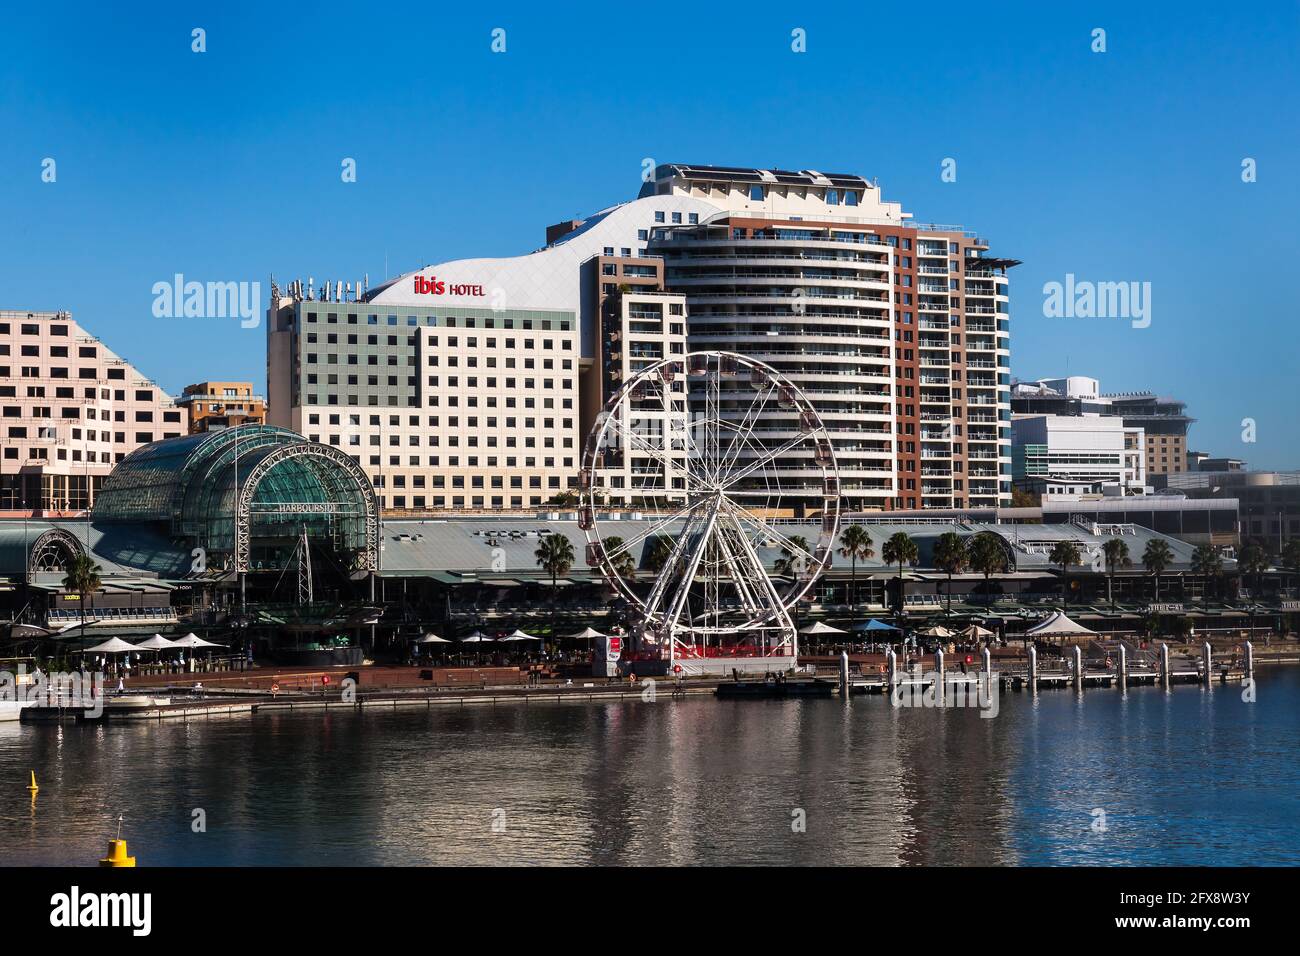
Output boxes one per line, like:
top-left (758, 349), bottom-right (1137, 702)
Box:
top-left (267, 163), bottom-right (1015, 514)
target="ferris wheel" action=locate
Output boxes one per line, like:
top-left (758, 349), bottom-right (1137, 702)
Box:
top-left (579, 351), bottom-right (841, 666)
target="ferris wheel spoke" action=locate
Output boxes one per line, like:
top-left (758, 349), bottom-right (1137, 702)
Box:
top-left (713, 515), bottom-right (766, 619)
top-left (601, 500), bottom-right (697, 562)
top-left (728, 504), bottom-right (819, 566)
top-left (660, 496), bottom-right (724, 635)
top-left (604, 409), bottom-right (708, 490)
top-left (719, 507), bottom-right (791, 626)
top-left (716, 380), bottom-right (776, 483)
top-left (638, 504), bottom-right (708, 631)
top-left (716, 434), bottom-right (808, 493)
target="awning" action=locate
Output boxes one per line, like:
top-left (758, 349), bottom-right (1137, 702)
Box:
top-left (81, 637), bottom-right (137, 654)
top-left (799, 620), bottom-right (846, 635)
top-left (1025, 611), bottom-right (1096, 637)
top-left (852, 619), bottom-right (900, 632)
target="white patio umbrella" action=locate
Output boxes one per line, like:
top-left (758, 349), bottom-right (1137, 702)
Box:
top-left (172, 633), bottom-right (226, 648)
top-left (82, 637), bottom-right (137, 654)
top-left (418, 633), bottom-right (452, 644)
top-left (566, 626), bottom-right (607, 640)
top-left (136, 634), bottom-right (179, 650)
top-left (500, 629), bottom-right (540, 643)
top-left (799, 620), bottom-right (846, 635)
top-left (917, 624), bottom-right (957, 638)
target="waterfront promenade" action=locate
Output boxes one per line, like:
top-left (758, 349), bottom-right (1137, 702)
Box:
top-left (8, 634), bottom-right (1286, 725)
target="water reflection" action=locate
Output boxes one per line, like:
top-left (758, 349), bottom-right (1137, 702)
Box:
top-left (1, 670), bottom-right (1298, 866)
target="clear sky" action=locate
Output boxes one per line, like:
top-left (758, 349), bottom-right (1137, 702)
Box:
top-left (2, 1), bottom-right (1297, 466)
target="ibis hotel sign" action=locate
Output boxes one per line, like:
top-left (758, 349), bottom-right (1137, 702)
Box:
top-left (412, 275), bottom-right (485, 297)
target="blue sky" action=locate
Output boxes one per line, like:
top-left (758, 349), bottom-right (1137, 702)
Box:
top-left (1, 1), bottom-right (1297, 466)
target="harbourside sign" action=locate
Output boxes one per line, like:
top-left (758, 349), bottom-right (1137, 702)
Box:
top-left (412, 275), bottom-right (485, 297)
top-left (258, 503), bottom-right (347, 514)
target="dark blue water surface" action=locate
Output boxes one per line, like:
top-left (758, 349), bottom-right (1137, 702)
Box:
top-left (1, 668), bottom-right (1297, 866)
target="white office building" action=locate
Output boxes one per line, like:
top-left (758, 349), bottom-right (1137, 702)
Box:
top-left (1012, 413), bottom-right (1146, 495)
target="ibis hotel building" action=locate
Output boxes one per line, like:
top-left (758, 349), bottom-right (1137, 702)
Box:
top-left (267, 163), bottom-right (1014, 512)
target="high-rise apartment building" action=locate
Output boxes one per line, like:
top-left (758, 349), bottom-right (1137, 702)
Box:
top-left (0, 309), bottom-right (187, 513)
top-left (643, 164), bottom-right (1015, 511)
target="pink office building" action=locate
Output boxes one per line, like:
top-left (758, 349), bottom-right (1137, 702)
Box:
top-left (0, 310), bottom-right (188, 515)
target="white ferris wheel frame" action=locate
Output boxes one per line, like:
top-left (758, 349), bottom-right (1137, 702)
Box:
top-left (578, 350), bottom-right (841, 661)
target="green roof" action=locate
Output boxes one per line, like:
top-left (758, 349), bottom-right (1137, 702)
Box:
top-left (92, 424), bottom-right (377, 566)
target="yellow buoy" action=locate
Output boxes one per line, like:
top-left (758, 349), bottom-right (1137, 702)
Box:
top-left (26, 771), bottom-right (38, 794)
top-left (99, 839), bottom-right (136, 867)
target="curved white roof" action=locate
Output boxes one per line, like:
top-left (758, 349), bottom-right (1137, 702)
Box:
top-left (366, 194), bottom-right (722, 313)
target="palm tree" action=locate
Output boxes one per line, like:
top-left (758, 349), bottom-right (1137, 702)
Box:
top-left (602, 536), bottom-right (636, 581)
top-left (535, 533), bottom-right (575, 652)
top-left (1102, 538), bottom-right (1131, 611)
top-left (1048, 541), bottom-right (1083, 611)
top-left (1236, 542), bottom-right (1269, 599)
top-left (61, 552), bottom-right (103, 645)
top-left (645, 536), bottom-right (674, 575)
top-left (1142, 538), bottom-right (1174, 602)
top-left (967, 532), bottom-right (1008, 610)
top-left (836, 524), bottom-right (873, 626)
top-left (1190, 544), bottom-right (1222, 609)
top-left (1237, 546), bottom-right (1268, 642)
top-left (881, 532), bottom-right (918, 613)
top-left (1236, 542), bottom-right (1271, 639)
top-left (933, 531), bottom-right (967, 613)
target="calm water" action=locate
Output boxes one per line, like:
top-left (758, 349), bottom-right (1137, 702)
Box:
top-left (2, 670), bottom-right (1298, 866)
